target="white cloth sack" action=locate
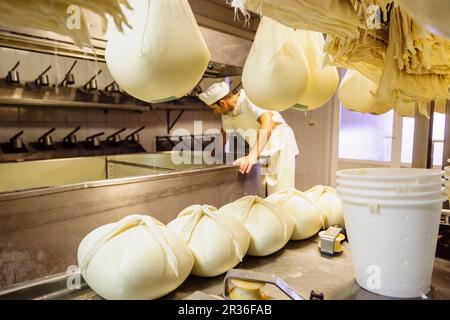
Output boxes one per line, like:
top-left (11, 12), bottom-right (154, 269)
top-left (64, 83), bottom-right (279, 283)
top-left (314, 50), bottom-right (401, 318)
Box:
top-left (229, 0), bottom-right (361, 38)
top-left (220, 196), bottom-right (294, 256)
top-left (338, 69), bottom-right (391, 114)
top-left (106, 0), bottom-right (210, 103)
top-left (266, 188), bottom-right (324, 240)
top-left (242, 16), bottom-right (309, 111)
top-left (305, 185), bottom-right (344, 228)
top-left (296, 30), bottom-right (339, 110)
top-left (77, 214), bottom-right (194, 300)
top-left (168, 205), bottom-right (250, 277)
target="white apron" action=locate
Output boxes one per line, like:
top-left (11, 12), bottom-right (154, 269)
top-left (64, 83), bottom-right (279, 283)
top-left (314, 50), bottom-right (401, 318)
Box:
top-left (230, 113), bottom-right (299, 195)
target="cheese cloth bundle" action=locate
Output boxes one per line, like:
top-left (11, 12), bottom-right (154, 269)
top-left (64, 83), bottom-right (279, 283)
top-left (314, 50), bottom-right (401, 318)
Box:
top-left (323, 1), bottom-right (450, 117)
top-left (228, 0), bottom-right (362, 38)
top-left (338, 69), bottom-right (391, 114)
top-left (106, 0), bottom-right (210, 103)
top-left (242, 16), bottom-right (309, 111)
top-left (296, 30), bottom-right (339, 110)
top-left (377, 5), bottom-right (450, 111)
top-left (304, 185), bottom-right (345, 228)
top-left (396, 0), bottom-right (450, 39)
top-left (220, 196), bottom-right (294, 256)
top-left (266, 189), bottom-right (324, 240)
top-left (77, 214), bottom-right (194, 300)
top-left (168, 205), bottom-right (250, 277)
top-left (0, 0), bottom-right (130, 47)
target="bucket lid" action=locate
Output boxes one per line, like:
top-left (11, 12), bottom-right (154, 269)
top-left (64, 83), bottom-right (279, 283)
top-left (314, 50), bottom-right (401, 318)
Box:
top-left (336, 168), bottom-right (443, 182)
top-left (336, 177), bottom-right (444, 190)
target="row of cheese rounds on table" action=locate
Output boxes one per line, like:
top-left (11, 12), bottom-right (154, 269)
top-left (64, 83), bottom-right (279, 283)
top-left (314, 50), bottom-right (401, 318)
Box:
top-left (77, 185), bottom-right (344, 300)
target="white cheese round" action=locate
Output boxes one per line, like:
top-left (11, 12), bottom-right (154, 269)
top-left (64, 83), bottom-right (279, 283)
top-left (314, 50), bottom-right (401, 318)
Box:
top-left (77, 214), bottom-right (194, 300)
top-left (305, 185), bottom-right (345, 228)
top-left (266, 189), bottom-right (324, 240)
top-left (220, 196), bottom-right (294, 256)
top-left (168, 205), bottom-right (250, 277)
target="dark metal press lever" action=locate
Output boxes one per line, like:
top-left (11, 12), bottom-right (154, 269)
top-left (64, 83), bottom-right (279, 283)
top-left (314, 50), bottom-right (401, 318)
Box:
top-left (35, 65), bottom-right (52, 86)
top-left (6, 61), bottom-right (20, 84)
top-left (107, 128), bottom-right (126, 143)
top-left (125, 126), bottom-right (145, 142)
top-left (84, 69), bottom-right (102, 91)
top-left (63, 126), bottom-right (81, 145)
top-left (9, 130), bottom-right (24, 150)
top-left (37, 128), bottom-right (55, 147)
top-left (60, 60), bottom-right (77, 86)
top-left (86, 132), bottom-right (104, 147)
top-left (105, 81), bottom-right (120, 93)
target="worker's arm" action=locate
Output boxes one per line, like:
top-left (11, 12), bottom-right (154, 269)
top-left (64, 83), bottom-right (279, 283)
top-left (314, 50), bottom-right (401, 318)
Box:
top-left (234, 112), bottom-right (275, 174)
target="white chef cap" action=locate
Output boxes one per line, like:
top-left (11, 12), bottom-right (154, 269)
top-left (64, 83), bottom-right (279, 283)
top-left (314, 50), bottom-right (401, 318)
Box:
top-left (199, 81), bottom-right (230, 105)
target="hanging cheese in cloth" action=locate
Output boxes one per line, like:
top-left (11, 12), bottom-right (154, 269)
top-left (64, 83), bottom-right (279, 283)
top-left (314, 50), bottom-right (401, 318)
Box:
top-left (220, 196), bottom-right (294, 256)
top-left (266, 189), bottom-right (324, 240)
top-left (305, 185), bottom-right (344, 228)
top-left (0, 0), bottom-right (131, 47)
top-left (168, 205), bottom-right (250, 277)
top-left (229, 0), bottom-right (362, 38)
top-left (105, 0), bottom-right (210, 103)
top-left (242, 16), bottom-right (309, 111)
top-left (338, 69), bottom-right (391, 114)
top-left (77, 215), bottom-right (194, 300)
top-left (296, 30), bottom-right (339, 110)
top-left (396, 0), bottom-right (450, 39)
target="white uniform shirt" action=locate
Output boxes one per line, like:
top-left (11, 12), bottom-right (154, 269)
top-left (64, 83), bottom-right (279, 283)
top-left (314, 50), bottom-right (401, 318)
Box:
top-left (221, 89), bottom-right (299, 157)
top-left (221, 90), bottom-right (285, 132)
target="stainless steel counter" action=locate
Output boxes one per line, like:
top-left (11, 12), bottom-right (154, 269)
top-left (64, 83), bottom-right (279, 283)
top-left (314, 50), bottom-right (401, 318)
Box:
top-left (1, 237), bottom-right (448, 300)
top-left (0, 154), bottom-right (262, 288)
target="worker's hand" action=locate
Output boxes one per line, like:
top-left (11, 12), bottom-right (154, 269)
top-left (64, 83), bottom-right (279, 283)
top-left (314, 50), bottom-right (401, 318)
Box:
top-left (234, 154), bottom-right (257, 174)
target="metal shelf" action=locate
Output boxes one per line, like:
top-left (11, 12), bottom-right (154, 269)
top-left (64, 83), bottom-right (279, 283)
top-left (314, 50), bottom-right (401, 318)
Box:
top-left (0, 96), bottom-right (150, 112)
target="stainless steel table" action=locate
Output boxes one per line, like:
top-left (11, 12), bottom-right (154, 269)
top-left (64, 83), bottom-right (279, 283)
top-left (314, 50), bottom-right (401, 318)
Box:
top-left (1, 237), bottom-right (448, 300)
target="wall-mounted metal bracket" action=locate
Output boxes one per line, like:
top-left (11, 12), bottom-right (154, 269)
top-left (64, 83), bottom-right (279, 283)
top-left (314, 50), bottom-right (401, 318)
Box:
top-left (166, 110), bottom-right (185, 135)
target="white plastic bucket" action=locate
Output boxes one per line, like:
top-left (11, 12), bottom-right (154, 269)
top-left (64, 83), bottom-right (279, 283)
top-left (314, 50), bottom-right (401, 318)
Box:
top-left (336, 178), bottom-right (444, 193)
top-left (336, 168), bottom-right (443, 184)
top-left (340, 194), bottom-right (442, 298)
top-left (336, 185), bottom-right (445, 201)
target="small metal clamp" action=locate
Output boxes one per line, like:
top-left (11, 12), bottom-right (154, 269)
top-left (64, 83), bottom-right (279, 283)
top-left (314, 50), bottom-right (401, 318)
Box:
top-left (223, 269), bottom-right (322, 300)
top-left (319, 226), bottom-right (344, 257)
